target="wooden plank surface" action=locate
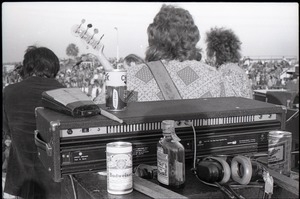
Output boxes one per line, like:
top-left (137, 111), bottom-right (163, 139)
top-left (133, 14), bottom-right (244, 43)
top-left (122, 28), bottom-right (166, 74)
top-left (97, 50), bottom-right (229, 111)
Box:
top-left (266, 168), bottom-right (299, 196)
top-left (133, 175), bottom-right (188, 199)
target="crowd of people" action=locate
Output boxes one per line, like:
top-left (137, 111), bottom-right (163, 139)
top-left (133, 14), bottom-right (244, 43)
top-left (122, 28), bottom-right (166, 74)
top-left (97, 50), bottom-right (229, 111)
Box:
top-left (3, 57), bottom-right (298, 96)
top-left (55, 64), bottom-right (105, 100)
top-left (3, 61), bottom-right (107, 101)
top-left (3, 65), bottom-right (22, 87)
top-left (242, 59), bottom-right (298, 90)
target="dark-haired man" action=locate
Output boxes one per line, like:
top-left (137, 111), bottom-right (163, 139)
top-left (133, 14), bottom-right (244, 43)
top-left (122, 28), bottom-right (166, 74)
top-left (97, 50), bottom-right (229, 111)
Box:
top-left (3, 46), bottom-right (65, 199)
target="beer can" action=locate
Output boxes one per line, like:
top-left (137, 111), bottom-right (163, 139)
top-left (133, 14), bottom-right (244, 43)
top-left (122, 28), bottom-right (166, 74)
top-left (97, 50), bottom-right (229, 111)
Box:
top-left (268, 131), bottom-right (292, 176)
top-left (106, 142), bottom-right (133, 195)
top-left (105, 69), bottom-right (127, 111)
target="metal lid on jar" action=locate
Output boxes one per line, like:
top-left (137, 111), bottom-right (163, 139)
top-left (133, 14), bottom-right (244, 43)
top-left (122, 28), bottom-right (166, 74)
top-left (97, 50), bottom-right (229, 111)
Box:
top-left (269, 130), bottom-right (292, 138)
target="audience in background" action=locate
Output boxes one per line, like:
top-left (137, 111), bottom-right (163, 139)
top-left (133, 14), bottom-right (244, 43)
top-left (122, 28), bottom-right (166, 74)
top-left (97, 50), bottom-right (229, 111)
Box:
top-left (3, 58), bottom-right (297, 92)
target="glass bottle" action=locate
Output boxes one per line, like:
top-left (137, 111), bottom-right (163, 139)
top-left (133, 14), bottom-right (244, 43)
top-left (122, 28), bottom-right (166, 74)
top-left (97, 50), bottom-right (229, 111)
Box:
top-left (157, 120), bottom-right (185, 189)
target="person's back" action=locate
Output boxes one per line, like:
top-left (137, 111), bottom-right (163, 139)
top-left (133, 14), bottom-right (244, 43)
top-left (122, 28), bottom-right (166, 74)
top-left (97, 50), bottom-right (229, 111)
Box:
top-left (3, 46), bottom-right (65, 199)
top-left (3, 77), bottom-right (64, 198)
top-left (218, 63), bottom-right (253, 99)
top-left (127, 60), bottom-right (224, 101)
top-left (4, 77), bottom-right (64, 162)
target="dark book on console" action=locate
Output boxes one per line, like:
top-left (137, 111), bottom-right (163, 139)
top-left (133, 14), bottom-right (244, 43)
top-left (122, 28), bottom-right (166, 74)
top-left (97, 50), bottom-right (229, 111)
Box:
top-left (41, 88), bottom-right (100, 117)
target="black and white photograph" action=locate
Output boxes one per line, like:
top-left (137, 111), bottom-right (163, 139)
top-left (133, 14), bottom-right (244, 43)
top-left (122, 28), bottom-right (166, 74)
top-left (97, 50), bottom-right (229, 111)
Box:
top-left (2, 2), bottom-right (299, 199)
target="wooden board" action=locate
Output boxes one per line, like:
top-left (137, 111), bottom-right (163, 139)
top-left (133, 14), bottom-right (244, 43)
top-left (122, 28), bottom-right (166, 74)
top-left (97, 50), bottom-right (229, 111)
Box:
top-left (266, 168), bottom-right (299, 196)
top-left (133, 175), bottom-right (188, 199)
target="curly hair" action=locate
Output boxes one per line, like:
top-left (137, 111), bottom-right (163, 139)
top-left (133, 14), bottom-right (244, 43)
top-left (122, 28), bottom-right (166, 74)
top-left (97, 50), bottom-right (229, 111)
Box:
top-left (22, 45), bottom-right (60, 79)
top-left (205, 27), bottom-right (242, 67)
top-left (145, 4), bottom-right (202, 62)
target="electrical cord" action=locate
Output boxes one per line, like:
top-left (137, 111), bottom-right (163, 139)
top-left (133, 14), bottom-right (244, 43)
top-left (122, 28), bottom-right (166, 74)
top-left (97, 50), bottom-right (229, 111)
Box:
top-left (286, 109), bottom-right (299, 123)
top-left (190, 124), bottom-right (218, 187)
top-left (221, 183), bottom-right (247, 199)
top-left (68, 174), bottom-right (78, 199)
top-left (193, 173), bottom-right (244, 199)
top-left (191, 124), bottom-right (197, 170)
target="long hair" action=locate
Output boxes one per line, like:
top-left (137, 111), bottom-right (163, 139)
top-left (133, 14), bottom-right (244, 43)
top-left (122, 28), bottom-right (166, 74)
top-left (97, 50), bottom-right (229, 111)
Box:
top-left (145, 4), bottom-right (202, 62)
top-left (22, 46), bottom-right (60, 78)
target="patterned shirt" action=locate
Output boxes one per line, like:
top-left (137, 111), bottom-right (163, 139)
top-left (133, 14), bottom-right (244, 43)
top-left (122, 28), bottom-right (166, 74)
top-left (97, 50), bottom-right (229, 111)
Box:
top-left (93, 60), bottom-right (252, 104)
top-left (219, 63), bottom-right (253, 99)
top-left (127, 60), bottom-right (252, 102)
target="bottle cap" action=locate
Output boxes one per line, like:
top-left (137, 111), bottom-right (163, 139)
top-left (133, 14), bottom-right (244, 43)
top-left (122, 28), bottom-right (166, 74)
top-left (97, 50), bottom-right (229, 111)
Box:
top-left (162, 120), bottom-right (175, 133)
top-left (161, 120), bottom-right (181, 141)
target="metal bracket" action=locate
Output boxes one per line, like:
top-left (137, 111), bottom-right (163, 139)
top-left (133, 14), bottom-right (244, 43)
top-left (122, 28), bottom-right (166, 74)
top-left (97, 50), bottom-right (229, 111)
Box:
top-left (35, 107), bottom-right (44, 118)
top-left (49, 120), bottom-right (60, 132)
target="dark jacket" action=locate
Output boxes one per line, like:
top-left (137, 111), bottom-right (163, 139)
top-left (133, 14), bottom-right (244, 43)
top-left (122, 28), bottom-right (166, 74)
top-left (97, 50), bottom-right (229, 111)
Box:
top-left (3, 76), bottom-right (65, 199)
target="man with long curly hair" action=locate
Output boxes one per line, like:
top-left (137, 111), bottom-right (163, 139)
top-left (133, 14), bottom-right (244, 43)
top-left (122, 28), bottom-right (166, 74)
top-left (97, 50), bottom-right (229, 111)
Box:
top-left (95, 4), bottom-right (252, 102)
top-left (127, 4), bottom-right (251, 101)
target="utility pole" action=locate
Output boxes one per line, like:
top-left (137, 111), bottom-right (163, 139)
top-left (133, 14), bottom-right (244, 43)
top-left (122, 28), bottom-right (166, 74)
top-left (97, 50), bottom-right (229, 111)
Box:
top-left (114, 27), bottom-right (119, 62)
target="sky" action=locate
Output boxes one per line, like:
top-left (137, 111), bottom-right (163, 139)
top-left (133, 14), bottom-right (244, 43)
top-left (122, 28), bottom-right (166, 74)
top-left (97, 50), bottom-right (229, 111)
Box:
top-left (2, 2), bottom-right (299, 63)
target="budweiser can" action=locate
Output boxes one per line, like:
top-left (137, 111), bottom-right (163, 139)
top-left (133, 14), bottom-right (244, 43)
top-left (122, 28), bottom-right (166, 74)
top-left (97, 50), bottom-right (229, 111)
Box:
top-left (268, 131), bottom-right (292, 176)
top-left (105, 69), bottom-right (127, 111)
top-left (106, 142), bottom-right (133, 195)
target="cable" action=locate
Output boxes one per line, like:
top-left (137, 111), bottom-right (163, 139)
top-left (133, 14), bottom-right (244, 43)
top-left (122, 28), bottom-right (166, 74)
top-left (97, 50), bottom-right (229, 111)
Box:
top-left (68, 174), bottom-right (78, 199)
top-left (190, 124), bottom-right (219, 188)
top-left (215, 182), bottom-right (237, 199)
top-left (191, 124), bottom-right (197, 170)
top-left (226, 184), bottom-right (246, 199)
top-left (286, 109), bottom-right (299, 123)
top-left (191, 123), bottom-right (216, 188)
